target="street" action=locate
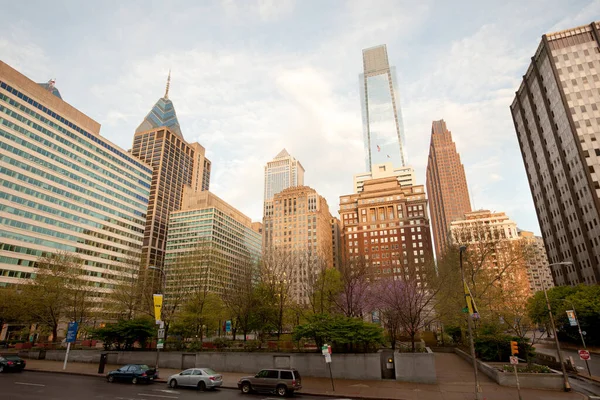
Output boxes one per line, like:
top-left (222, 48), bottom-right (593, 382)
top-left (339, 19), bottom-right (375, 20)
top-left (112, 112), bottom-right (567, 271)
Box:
top-left (534, 345), bottom-right (600, 377)
top-left (0, 371), bottom-right (354, 400)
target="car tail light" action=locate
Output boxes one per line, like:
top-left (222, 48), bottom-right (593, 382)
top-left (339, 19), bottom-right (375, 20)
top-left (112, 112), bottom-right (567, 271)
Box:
top-left (7, 361), bottom-right (13, 365)
top-left (292, 379), bottom-right (296, 385)
top-left (141, 372), bottom-right (147, 377)
top-left (209, 376), bottom-right (215, 381)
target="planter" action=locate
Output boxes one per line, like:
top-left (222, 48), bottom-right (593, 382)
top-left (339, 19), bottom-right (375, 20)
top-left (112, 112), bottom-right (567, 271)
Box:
top-left (394, 347), bottom-right (436, 384)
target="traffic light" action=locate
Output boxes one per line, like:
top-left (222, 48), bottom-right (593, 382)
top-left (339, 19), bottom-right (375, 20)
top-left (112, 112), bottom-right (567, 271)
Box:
top-left (510, 341), bottom-right (519, 355)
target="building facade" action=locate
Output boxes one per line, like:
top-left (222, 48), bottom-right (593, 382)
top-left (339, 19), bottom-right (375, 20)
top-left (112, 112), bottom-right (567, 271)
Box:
top-left (510, 21), bottom-right (600, 285)
top-left (263, 149), bottom-right (304, 247)
top-left (360, 44), bottom-right (406, 171)
top-left (426, 119), bottom-right (472, 259)
top-left (519, 230), bottom-right (554, 293)
top-left (131, 78), bottom-right (210, 273)
top-left (263, 186), bottom-right (333, 304)
top-left (331, 217), bottom-right (342, 269)
top-left (339, 177), bottom-right (434, 282)
top-left (164, 188), bottom-right (262, 296)
top-left (0, 61), bottom-right (151, 294)
top-left (450, 210), bottom-right (519, 243)
top-left (354, 162), bottom-right (415, 193)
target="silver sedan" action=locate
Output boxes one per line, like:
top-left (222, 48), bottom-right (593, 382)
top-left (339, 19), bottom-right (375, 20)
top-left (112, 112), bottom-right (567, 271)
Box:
top-left (167, 368), bottom-right (223, 391)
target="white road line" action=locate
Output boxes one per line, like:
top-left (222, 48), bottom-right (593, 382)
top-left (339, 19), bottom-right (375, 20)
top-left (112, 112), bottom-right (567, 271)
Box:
top-left (152, 389), bottom-right (180, 394)
top-left (14, 382), bottom-right (45, 387)
top-left (137, 394), bottom-right (178, 399)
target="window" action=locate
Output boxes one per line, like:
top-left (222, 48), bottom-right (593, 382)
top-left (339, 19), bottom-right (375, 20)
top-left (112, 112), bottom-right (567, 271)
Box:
top-left (192, 370), bottom-right (203, 376)
top-left (280, 371), bottom-right (293, 380)
top-left (266, 370), bottom-right (279, 379)
top-left (180, 369), bottom-right (193, 375)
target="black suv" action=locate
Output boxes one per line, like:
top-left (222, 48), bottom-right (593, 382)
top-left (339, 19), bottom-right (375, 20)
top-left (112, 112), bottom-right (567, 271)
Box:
top-left (238, 368), bottom-right (301, 397)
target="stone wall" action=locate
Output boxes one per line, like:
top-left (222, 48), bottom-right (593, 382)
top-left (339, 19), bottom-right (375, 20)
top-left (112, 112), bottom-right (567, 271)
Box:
top-left (394, 347), bottom-right (436, 384)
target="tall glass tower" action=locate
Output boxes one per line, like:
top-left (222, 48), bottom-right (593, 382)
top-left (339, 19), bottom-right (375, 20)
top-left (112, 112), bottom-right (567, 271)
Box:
top-left (360, 44), bottom-right (406, 171)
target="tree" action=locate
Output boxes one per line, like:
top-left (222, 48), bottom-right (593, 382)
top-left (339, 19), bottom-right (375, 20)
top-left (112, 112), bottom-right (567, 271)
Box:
top-left (90, 317), bottom-right (155, 350)
top-left (376, 260), bottom-right (440, 352)
top-left (260, 247), bottom-right (294, 344)
top-left (222, 255), bottom-right (259, 341)
top-left (172, 292), bottom-right (225, 346)
top-left (0, 287), bottom-right (24, 334)
top-left (292, 313), bottom-right (384, 353)
top-left (21, 251), bottom-right (92, 342)
top-left (333, 257), bottom-right (375, 318)
top-left (106, 255), bottom-right (147, 320)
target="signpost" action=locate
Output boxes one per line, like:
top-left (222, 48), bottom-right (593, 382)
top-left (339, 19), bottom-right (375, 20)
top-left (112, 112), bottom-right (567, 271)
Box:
top-left (566, 310), bottom-right (577, 327)
top-left (566, 308), bottom-right (592, 376)
top-left (510, 341), bottom-right (522, 400)
top-left (322, 344), bottom-right (334, 391)
top-left (153, 295), bottom-right (164, 369)
top-left (63, 322), bottom-right (79, 370)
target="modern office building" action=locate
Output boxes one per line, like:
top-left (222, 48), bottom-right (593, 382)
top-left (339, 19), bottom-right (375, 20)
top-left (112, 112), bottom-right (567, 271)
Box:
top-left (354, 163), bottom-right (415, 193)
top-left (519, 230), bottom-right (554, 293)
top-left (0, 61), bottom-right (151, 293)
top-left (164, 187), bottom-right (262, 296)
top-left (426, 120), bottom-right (472, 259)
top-left (131, 74), bottom-right (211, 274)
top-left (510, 21), bottom-right (600, 285)
top-left (263, 185), bottom-right (333, 304)
top-left (339, 177), bottom-right (434, 282)
top-left (262, 149), bottom-right (304, 247)
top-left (360, 44), bottom-right (406, 171)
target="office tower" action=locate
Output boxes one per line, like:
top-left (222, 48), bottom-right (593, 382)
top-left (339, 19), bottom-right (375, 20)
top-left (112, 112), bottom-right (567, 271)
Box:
top-left (354, 162), bottom-right (415, 193)
top-left (331, 217), bottom-right (342, 269)
top-left (262, 149), bottom-right (305, 247)
top-left (360, 44), bottom-right (406, 171)
top-left (519, 230), bottom-right (554, 293)
top-left (131, 74), bottom-right (211, 273)
top-left (510, 21), bottom-right (600, 285)
top-left (426, 120), bottom-right (472, 259)
top-left (164, 187), bottom-right (262, 296)
top-left (263, 186), bottom-right (333, 304)
top-left (339, 177), bottom-right (434, 281)
top-left (0, 61), bottom-right (151, 292)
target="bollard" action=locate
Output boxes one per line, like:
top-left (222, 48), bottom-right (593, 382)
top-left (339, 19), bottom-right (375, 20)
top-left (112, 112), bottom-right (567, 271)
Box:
top-left (98, 353), bottom-right (108, 374)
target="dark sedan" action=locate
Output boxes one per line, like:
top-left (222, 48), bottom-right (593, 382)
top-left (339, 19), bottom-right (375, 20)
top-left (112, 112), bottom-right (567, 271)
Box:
top-left (106, 364), bottom-right (158, 384)
top-left (0, 355), bottom-right (26, 372)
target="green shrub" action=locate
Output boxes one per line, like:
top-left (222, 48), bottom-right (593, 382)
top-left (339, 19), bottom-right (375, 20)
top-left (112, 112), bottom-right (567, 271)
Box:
top-left (502, 364), bottom-right (551, 373)
top-left (474, 334), bottom-right (534, 362)
top-left (243, 340), bottom-right (260, 352)
top-left (212, 337), bottom-right (231, 349)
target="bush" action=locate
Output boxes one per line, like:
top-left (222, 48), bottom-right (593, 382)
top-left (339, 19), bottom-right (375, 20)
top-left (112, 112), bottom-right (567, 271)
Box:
top-left (474, 334), bottom-right (534, 362)
top-left (443, 326), bottom-right (462, 344)
top-left (212, 337), bottom-right (231, 350)
top-left (502, 364), bottom-right (551, 373)
top-left (243, 340), bottom-right (260, 352)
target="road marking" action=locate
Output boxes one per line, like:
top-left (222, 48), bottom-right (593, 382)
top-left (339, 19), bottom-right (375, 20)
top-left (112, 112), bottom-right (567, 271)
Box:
top-left (14, 382), bottom-right (45, 387)
top-left (152, 389), bottom-right (180, 394)
top-left (137, 394), bottom-right (178, 399)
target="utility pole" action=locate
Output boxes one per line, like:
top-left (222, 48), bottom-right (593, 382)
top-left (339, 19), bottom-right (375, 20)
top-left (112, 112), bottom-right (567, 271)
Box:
top-left (566, 303), bottom-right (592, 377)
top-left (541, 280), bottom-right (571, 391)
top-left (460, 246), bottom-right (483, 400)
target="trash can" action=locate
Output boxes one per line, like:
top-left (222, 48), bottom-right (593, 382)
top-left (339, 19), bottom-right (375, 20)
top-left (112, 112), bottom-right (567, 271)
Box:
top-left (98, 353), bottom-right (108, 374)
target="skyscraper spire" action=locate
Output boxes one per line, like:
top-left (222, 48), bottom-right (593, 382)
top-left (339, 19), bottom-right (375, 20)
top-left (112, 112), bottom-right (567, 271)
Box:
top-left (165, 69), bottom-right (171, 99)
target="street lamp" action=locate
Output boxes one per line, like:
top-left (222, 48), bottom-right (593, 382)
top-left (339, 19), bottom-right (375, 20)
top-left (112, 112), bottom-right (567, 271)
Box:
top-left (542, 261), bottom-right (572, 392)
top-left (459, 245), bottom-right (483, 400)
top-left (147, 265), bottom-right (167, 371)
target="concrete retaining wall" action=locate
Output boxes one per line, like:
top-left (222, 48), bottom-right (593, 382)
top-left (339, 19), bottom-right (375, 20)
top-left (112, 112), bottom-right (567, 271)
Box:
top-left (454, 348), bottom-right (564, 390)
top-left (41, 350), bottom-right (382, 380)
top-left (394, 347), bottom-right (436, 384)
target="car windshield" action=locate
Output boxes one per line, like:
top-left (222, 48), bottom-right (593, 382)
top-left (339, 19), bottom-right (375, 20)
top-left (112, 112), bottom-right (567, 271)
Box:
top-left (202, 368), bottom-right (217, 375)
top-left (4, 356), bottom-right (20, 361)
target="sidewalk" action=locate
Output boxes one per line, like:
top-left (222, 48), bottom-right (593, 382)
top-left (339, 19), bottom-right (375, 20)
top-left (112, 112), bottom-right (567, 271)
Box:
top-left (22, 354), bottom-right (586, 400)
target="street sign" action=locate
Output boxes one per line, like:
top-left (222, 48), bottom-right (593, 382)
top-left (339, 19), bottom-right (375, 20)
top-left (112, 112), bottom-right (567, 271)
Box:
top-left (225, 320), bottom-right (231, 333)
top-left (324, 353), bottom-right (332, 363)
top-left (158, 329), bottom-right (165, 339)
top-left (510, 356), bottom-right (519, 365)
top-left (579, 350), bottom-right (591, 361)
top-left (462, 307), bottom-right (469, 313)
top-left (566, 310), bottom-right (577, 326)
top-left (157, 339), bottom-right (164, 349)
top-left (66, 322), bottom-right (79, 343)
top-left (153, 294), bottom-right (163, 323)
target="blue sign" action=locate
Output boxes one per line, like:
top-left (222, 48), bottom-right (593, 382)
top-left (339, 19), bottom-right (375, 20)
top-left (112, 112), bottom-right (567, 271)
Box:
top-left (225, 320), bottom-right (231, 333)
top-left (66, 322), bottom-right (79, 343)
top-left (372, 311), bottom-right (380, 324)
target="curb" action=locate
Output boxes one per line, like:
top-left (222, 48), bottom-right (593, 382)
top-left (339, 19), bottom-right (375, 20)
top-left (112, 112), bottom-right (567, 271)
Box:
top-left (23, 369), bottom-right (395, 399)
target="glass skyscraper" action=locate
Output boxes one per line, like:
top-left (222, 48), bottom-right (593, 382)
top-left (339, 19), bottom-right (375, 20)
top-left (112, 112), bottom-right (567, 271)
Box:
top-left (360, 44), bottom-right (406, 171)
top-left (0, 61), bottom-right (152, 295)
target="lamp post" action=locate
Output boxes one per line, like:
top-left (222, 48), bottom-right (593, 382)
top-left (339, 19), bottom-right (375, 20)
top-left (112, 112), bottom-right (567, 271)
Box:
top-left (148, 265), bottom-right (166, 371)
top-left (543, 262), bottom-right (572, 392)
top-left (459, 245), bottom-right (483, 400)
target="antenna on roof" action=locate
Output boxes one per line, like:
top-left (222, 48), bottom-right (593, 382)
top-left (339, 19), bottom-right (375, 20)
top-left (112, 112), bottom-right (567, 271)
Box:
top-left (164, 69), bottom-right (171, 99)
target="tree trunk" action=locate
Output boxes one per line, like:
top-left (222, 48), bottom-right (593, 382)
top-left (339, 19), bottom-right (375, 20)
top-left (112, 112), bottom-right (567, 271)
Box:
top-left (52, 324), bottom-right (59, 343)
top-left (411, 332), bottom-right (416, 352)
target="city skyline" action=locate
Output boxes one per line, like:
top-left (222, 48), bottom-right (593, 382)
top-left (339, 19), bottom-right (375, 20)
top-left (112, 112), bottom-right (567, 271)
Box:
top-left (2, 1), bottom-right (598, 236)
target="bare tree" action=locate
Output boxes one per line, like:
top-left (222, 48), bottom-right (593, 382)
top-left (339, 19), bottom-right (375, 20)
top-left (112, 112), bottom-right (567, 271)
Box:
top-left (221, 254), bottom-right (259, 341)
top-left (333, 256), bottom-right (375, 318)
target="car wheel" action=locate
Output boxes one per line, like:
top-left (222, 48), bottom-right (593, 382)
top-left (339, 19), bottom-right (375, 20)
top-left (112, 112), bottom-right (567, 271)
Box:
top-left (276, 385), bottom-right (288, 397)
top-left (169, 379), bottom-right (177, 388)
top-left (132, 377), bottom-right (138, 385)
top-left (198, 381), bottom-right (206, 391)
top-left (241, 382), bottom-right (252, 394)
top-left (0, 365), bottom-right (4, 373)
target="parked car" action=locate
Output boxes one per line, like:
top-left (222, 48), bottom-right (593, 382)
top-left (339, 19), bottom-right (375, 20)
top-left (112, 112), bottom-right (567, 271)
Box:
top-left (238, 368), bottom-right (301, 397)
top-left (0, 355), bottom-right (26, 373)
top-left (106, 364), bottom-right (158, 384)
top-left (167, 367), bottom-right (222, 391)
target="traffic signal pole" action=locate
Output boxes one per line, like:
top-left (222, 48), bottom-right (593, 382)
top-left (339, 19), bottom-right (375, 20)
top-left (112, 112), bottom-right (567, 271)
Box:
top-left (510, 341), bottom-right (522, 400)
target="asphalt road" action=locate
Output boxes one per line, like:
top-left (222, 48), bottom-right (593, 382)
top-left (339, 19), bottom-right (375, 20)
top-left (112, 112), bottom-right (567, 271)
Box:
top-left (0, 371), bottom-right (354, 400)
top-left (534, 345), bottom-right (599, 377)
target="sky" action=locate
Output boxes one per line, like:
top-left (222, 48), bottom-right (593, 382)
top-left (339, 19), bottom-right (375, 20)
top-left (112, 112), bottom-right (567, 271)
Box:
top-left (1, 0), bottom-right (599, 236)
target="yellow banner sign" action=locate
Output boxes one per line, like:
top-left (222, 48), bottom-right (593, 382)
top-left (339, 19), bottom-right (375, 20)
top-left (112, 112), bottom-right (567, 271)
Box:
top-left (153, 294), bottom-right (163, 322)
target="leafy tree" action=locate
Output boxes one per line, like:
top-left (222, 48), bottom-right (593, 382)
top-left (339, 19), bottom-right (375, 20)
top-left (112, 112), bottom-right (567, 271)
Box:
top-left (91, 317), bottom-right (155, 350)
top-left (105, 255), bottom-right (148, 320)
top-left (305, 264), bottom-right (342, 316)
top-left (260, 247), bottom-right (293, 345)
top-left (0, 287), bottom-right (23, 330)
top-left (292, 313), bottom-right (384, 353)
top-left (222, 255), bottom-right (259, 341)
